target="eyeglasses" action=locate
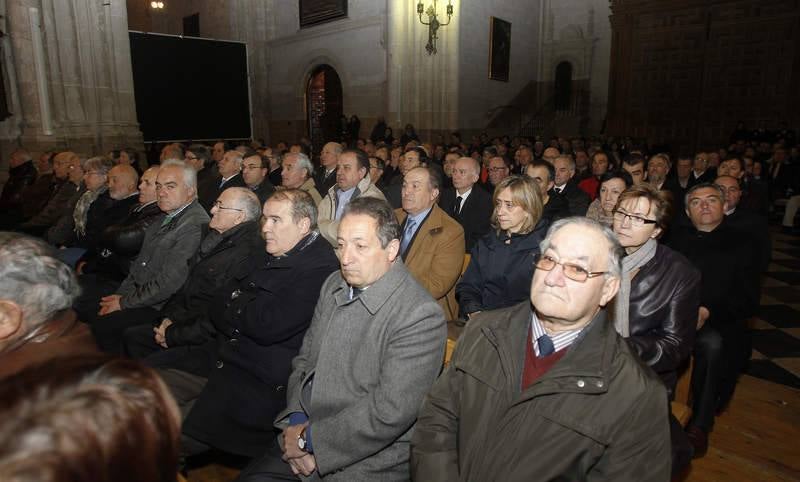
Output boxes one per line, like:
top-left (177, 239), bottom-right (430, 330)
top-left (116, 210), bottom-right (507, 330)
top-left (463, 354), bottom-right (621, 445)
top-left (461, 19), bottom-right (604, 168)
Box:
top-left (534, 254), bottom-right (607, 282)
top-left (489, 167), bottom-right (508, 172)
top-left (613, 210), bottom-right (657, 226)
top-left (213, 201), bottom-right (243, 212)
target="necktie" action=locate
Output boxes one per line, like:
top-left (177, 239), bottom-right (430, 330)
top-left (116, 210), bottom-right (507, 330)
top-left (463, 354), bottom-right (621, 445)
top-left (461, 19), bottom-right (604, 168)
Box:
top-left (400, 218), bottom-right (417, 254)
top-left (555, 187), bottom-right (563, 194)
top-left (350, 287), bottom-right (363, 300)
top-left (454, 196), bottom-right (463, 216)
top-left (537, 334), bottom-right (555, 357)
top-left (219, 179), bottom-right (225, 189)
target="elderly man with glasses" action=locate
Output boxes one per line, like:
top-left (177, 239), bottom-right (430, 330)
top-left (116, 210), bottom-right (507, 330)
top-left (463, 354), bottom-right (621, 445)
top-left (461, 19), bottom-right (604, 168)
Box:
top-left (412, 217), bottom-right (670, 482)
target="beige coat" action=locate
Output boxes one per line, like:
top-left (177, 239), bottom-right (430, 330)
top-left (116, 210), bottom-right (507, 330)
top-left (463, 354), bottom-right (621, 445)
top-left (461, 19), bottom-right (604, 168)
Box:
top-left (396, 205), bottom-right (464, 320)
top-left (317, 175), bottom-right (387, 245)
top-left (299, 177), bottom-right (323, 205)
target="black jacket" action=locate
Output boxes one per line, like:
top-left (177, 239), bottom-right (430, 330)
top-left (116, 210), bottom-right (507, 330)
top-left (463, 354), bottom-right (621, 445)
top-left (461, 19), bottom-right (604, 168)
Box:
top-left (200, 172), bottom-right (246, 213)
top-left (162, 221), bottom-right (263, 348)
top-left (314, 167), bottom-right (338, 196)
top-left (250, 180), bottom-right (276, 205)
top-left (541, 192), bottom-right (570, 223)
top-left (83, 201), bottom-right (164, 281)
top-left (725, 207), bottom-right (771, 272)
top-left (77, 193), bottom-right (139, 251)
top-left (439, 186), bottom-right (493, 252)
top-left (181, 232), bottom-right (339, 457)
top-left (552, 180), bottom-right (590, 216)
top-left (196, 164), bottom-right (220, 213)
top-left (626, 244), bottom-right (700, 396)
top-left (457, 218), bottom-right (550, 318)
top-left (668, 221), bottom-right (758, 327)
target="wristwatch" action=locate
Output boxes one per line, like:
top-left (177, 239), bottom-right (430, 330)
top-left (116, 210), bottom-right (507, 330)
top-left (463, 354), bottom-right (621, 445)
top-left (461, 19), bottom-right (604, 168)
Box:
top-left (297, 426), bottom-right (308, 452)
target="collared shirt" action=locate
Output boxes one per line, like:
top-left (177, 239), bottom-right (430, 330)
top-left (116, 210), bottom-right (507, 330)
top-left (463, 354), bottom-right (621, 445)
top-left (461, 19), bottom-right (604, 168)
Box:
top-left (554, 184), bottom-right (566, 194)
top-left (219, 174), bottom-right (236, 187)
top-left (454, 187), bottom-right (472, 213)
top-left (161, 201), bottom-right (192, 226)
top-left (335, 187), bottom-right (357, 220)
top-left (530, 310), bottom-right (583, 356)
top-left (404, 206), bottom-right (433, 241)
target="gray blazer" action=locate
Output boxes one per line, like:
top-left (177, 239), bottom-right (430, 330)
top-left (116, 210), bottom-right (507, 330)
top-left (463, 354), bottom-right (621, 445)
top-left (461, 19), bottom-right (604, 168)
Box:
top-left (118, 199), bottom-right (209, 310)
top-left (276, 260), bottom-right (447, 481)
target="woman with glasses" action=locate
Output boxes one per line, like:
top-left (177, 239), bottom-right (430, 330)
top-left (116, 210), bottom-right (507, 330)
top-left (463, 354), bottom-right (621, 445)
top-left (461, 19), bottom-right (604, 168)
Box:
top-left (612, 184), bottom-right (700, 473)
top-left (585, 170), bottom-right (633, 226)
top-left (456, 175), bottom-right (550, 321)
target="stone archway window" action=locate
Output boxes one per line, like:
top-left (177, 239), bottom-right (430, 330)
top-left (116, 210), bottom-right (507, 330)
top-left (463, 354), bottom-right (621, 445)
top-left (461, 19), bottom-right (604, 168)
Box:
top-left (554, 61), bottom-right (573, 111)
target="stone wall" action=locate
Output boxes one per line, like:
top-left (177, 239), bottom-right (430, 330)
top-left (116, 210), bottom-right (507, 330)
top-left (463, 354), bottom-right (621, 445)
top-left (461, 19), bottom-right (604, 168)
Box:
top-left (0, 0), bottom-right (143, 179)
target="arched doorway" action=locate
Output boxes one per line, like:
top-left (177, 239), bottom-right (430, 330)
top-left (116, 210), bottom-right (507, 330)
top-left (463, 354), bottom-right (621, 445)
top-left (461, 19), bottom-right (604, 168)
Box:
top-left (554, 61), bottom-right (573, 111)
top-left (306, 65), bottom-right (343, 160)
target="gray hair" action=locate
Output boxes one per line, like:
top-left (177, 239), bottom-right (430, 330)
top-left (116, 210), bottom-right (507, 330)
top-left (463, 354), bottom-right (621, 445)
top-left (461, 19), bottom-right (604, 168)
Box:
top-left (226, 187), bottom-right (261, 222)
top-left (342, 197), bottom-right (401, 249)
top-left (160, 159), bottom-right (197, 191)
top-left (554, 154), bottom-right (576, 171)
top-left (82, 156), bottom-right (113, 175)
top-left (0, 233), bottom-right (80, 342)
top-left (285, 152), bottom-right (314, 179)
top-left (684, 182), bottom-right (725, 207)
top-left (539, 217), bottom-right (623, 278)
top-left (266, 189), bottom-right (318, 230)
top-left (224, 150), bottom-right (244, 166)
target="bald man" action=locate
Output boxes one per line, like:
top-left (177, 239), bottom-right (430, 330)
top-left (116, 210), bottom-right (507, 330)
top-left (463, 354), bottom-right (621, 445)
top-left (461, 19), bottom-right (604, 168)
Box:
top-left (76, 164), bottom-right (140, 253)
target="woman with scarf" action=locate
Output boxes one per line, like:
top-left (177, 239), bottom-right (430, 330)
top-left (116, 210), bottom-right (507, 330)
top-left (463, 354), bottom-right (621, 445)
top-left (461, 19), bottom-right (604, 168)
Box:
top-left (456, 175), bottom-right (550, 321)
top-left (585, 170), bottom-right (632, 227)
top-left (611, 184), bottom-right (700, 474)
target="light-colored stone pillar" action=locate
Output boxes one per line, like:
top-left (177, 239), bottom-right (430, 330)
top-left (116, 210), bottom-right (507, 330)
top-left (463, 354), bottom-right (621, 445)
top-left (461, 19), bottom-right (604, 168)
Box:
top-left (387, 0), bottom-right (460, 141)
top-left (0, 0), bottom-right (143, 169)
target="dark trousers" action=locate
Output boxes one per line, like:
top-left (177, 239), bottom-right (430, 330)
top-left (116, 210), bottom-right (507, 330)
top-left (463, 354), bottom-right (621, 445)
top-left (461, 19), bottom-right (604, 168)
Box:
top-left (124, 322), bottom-right (164, 359)
top-left (74, 273), bottom-right (120, 323)
top-left (236, 439), bottom-right (299, 481)
top-left (91, 306), bottom-right (160, 354)
top-left (157, 368), bottom-right (210, 459)
top-left (690, 320), bottom-right (747, 431)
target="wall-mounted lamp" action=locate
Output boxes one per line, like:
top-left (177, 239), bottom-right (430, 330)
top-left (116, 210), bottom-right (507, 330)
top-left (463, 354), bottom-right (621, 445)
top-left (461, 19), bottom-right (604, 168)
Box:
top-left (417, 0), bottom-right (453, 55)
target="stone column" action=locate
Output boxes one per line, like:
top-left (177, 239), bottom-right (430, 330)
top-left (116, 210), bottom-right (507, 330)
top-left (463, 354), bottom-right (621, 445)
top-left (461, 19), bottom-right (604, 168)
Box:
top-left (0, 0), bottom-right (143, 167)
top-left (387, 0), bottom-right (460, 139)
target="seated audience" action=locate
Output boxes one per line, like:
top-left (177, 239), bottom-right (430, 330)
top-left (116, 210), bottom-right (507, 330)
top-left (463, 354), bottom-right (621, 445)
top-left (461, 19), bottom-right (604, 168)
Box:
top-left (622, 153), bottom-right (647, 185)
top-left (203, 150), bottom-right (246, 213)
top-left (412, 217), bottom-right (670, 481)
top-left (385, 146), bottom-right (427, 208)
top-left (690, 152), bottom-right (713, 185)
top-left (486, 155), bottom-right (511, 191)
top-left (586, 170), bottom-right (634, 226)
top-left (396, 166), bottom-right (465, 320)
top-left (715, 175), bottom-right (771, 272)
top-left (18, 151), bottom-right (82, 237)
top-left (0, 232), bottom-right (93, 379)
top-left (0, 354), bottom-right (180, 482)
top-left (281, 151), bottom-right (322, 204)
top-left (669, 183), bottom-right (758, 457)
top-left (155, 189), bottom-right (338, 462)
top-left (525, 160), bottom-right (570, 222)
top-left (242, 152), bottom-right (276, 204)
top-left (317, 148), bottom-right (386, 245)
top-left (457, 175), bottom-right (549, 320)
top-left (77, 161), bottom-right (209, 353)
top-left (123, 187), bottom-right (262, 359)
top-left (439, 156), bottom-right (493, 252)
top-left (238, 197), bottom-right (445, 481)
top-left (79, 166), bottom-right (163, 288)
top-left (552, 154), bottom-right (591, 216)
top-left (577, 150), bottom-right (610, 199)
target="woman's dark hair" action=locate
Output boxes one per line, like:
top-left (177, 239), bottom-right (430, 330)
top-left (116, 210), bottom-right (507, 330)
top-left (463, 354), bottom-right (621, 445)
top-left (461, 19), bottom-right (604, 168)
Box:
top-left (0, 354), bottom-right (181, 482)
top-left (599, 169), bottom-right (634, 188)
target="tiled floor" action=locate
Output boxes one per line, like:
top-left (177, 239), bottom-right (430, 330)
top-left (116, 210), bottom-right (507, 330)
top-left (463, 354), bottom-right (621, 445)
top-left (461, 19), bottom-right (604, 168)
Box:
top-left (747, 230), bottom-right (800, 391)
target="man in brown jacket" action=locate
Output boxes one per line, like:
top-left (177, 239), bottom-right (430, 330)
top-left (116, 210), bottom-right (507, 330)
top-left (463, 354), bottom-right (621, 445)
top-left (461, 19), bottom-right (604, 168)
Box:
top-left (0, 233), bottom-right (96, 379)
top-left (411, 217), bottom-right (670, 481)
top-left (395, 166), bottom-right (464, 320)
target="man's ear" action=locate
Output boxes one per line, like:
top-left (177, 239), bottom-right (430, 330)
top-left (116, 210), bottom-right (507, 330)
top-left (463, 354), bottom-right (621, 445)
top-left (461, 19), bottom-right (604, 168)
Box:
top-left (599, 276), bottom-right (620, 307)
top-left (386, 238), bottom-right (401, 262)
top-left (299, 216), bottom-right (312, 235)
top-left (0, 300), bottom-right (24, 341)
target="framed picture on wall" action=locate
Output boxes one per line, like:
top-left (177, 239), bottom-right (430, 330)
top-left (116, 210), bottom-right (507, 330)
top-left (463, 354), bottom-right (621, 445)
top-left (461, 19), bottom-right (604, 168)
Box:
top-left (489, 16), bottom-right (511, 82)
top-left (299, 0), bottom-right (348, 28)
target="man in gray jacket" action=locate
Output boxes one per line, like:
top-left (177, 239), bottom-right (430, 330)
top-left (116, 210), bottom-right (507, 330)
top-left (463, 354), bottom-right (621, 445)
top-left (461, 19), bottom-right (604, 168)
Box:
top-left (83, 160), bottom-right (209, 353)
top-left (237, 197), bottom-right (446, 481)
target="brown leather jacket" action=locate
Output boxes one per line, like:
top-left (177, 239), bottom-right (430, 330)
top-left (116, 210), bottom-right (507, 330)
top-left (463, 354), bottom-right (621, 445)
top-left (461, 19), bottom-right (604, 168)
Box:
top-left (0, 310), bottom-right (98, 379)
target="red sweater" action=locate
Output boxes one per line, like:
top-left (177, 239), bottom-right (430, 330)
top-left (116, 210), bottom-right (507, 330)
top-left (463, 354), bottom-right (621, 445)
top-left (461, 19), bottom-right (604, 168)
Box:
top-left (521, 328), bottom-right (567, 390)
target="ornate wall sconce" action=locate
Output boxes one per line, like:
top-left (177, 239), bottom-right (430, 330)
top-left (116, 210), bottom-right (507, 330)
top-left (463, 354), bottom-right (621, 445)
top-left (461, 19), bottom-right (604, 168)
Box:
top-left (417, 0), bottom-right (453, 55)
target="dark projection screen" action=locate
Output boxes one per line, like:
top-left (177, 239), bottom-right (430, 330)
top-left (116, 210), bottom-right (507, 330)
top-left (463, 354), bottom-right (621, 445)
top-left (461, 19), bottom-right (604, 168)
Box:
top-left (129, 32), bottom-right (251, 142)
